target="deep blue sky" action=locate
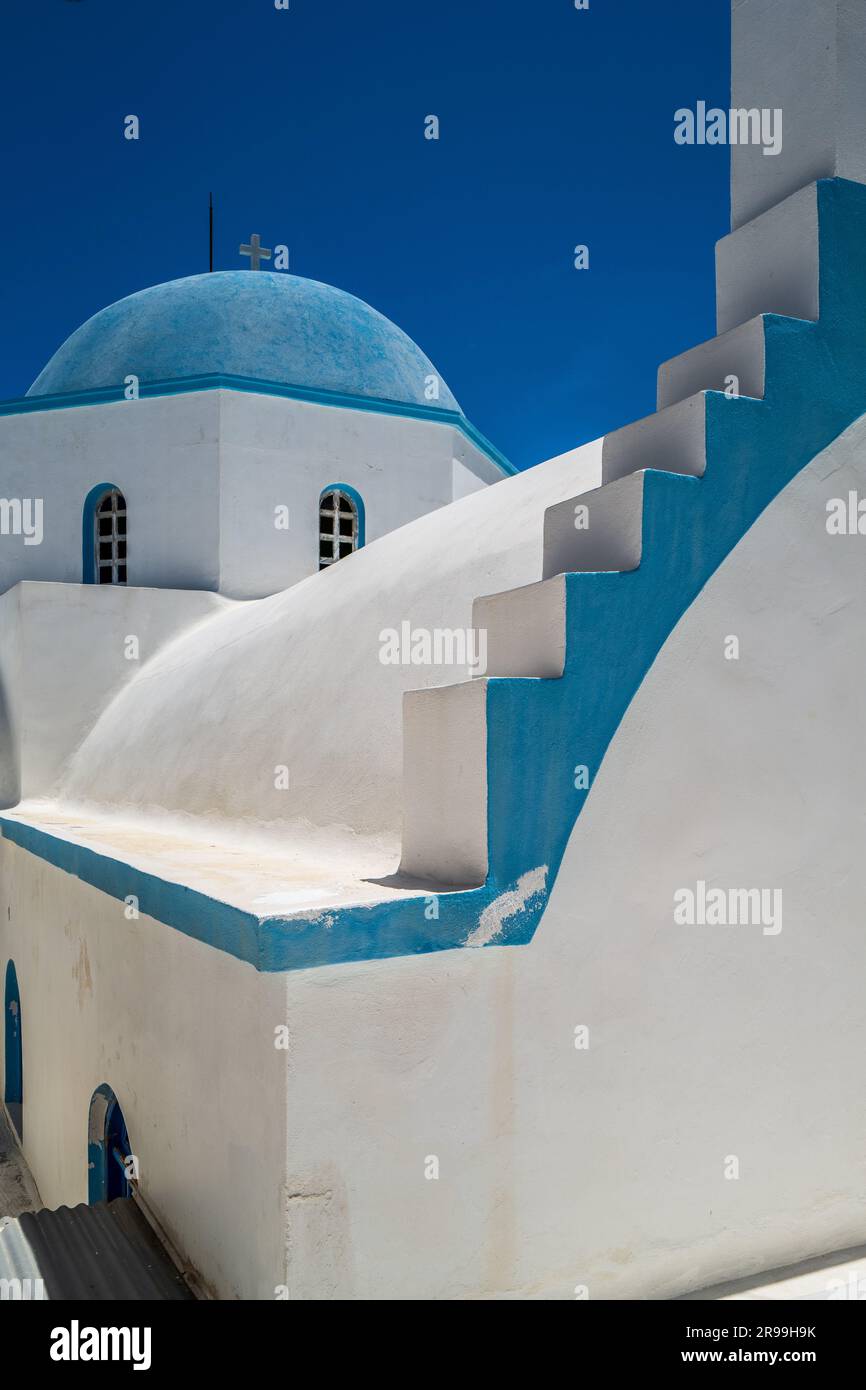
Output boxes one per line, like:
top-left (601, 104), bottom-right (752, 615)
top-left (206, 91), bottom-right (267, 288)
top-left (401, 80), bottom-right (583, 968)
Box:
top-left (0, 0), bottom-right (730, 470)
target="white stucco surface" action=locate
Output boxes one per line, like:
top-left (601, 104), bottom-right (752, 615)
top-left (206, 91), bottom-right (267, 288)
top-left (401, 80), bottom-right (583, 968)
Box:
top-left (657, 315), bottom-right (766, 410)
top-left (3, 413), bottom-right (865, 1299)
top-left (0, 849), bottom-right (286, 1300)
top-left (43, 439), bottom-right (602, 865)
top-left (0, 583), bottom-right (229, 805)
top-left (716, 183), bottom-right (819, 335)
top-left (731, 0), bottom-right (866, 228)
top-left (0, 389), bottom-right (505, 602)
top-left (5, 0), bottom-right (863, 1308)
top-left (215, 391), bottom-right (505, 600)
top-left (272, 411), bottom-right (866, 1299)
top-left (0, 393), bottom-right (222, 594)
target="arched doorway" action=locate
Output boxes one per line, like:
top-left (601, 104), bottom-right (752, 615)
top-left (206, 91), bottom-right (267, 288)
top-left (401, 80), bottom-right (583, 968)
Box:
top-left (4, 961), bottom-right (22, 1140)
top-left (87, 1084), bottom-right (134, 1203)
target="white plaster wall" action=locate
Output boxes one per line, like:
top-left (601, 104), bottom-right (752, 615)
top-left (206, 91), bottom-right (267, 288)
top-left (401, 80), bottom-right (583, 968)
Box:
top-left (216, 392), bottom-right (502, 600)
top-left (0, 393), bottom-right (222, 594)
top-left (731, 0), bottom-right (866, 229)
top-left (0, 590), bottom-right (22, 806)
top-left (272, 412), bottom-right (866, 1299)
top-left (0, 583), bottom-right (230, 804)
top-left (55, 441), bottom-right (603, 843)
top-left (6, 416), bottom-right (866, 1299)
top-left (451, 458), bottom-right (487, 502)
top-left (0, 390), bottom-right (506, 604)
top-left (0, 845), bottom-right (286, 1300)
top-left (452, 431), bottom-right (505, 495)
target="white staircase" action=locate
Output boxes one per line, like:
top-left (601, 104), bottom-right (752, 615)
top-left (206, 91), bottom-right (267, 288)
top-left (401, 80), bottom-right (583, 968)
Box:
top-left (398, 173), bottom-right (828, 893)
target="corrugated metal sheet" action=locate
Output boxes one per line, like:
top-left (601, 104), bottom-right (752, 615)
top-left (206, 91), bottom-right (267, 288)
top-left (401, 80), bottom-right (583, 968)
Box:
top-left (0, 1197), bottom-right (195, 1300)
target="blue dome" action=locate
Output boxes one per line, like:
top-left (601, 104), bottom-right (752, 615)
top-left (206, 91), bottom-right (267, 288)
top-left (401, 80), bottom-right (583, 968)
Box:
top-left (27, 271), bottom-right (460, 412)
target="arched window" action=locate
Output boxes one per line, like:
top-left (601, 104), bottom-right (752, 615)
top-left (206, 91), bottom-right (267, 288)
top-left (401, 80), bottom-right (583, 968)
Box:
top-left (319, 485), bottom-right (364, 570)
top-left (88, 1084), bottom-right (134, 1204)
top-left (83, 485), bottom-right (127, 585)
top-left (4, 961), bottom-right (22, 1141)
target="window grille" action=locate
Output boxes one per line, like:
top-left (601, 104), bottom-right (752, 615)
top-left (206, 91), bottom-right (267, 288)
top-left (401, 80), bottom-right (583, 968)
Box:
top-left (95, 489), bottom-right (127, 585)
top-left (319, 488), bottom-right (359, 569)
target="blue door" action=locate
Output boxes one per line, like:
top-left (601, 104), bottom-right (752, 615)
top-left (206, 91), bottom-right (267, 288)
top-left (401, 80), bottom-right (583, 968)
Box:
top-left (105, 1096), bottom-right (133, 1201)
top-left (88, 1084), bottom-right (134, 1203)
top-left (4, 961), bottom-right (22, 1139)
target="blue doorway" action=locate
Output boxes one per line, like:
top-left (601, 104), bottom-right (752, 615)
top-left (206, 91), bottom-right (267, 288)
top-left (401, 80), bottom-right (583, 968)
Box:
top-left (4, 961), bottom-right (22, 1140)
top-left (88, 1084), bottom-right (134, 1203)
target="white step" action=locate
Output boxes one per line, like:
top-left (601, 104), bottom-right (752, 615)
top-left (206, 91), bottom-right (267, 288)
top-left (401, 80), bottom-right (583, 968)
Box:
top-left (399, 678), bottom-right (488, 888)
top-left (657, 315), bottom-right (766, 410)
top-left (542, 471), bottom-right (646, 581)
top-left (473, 576), bottom-right (566, 679)
top-left (716, 182), bottom-right (819, 335)
top-left (601, 394), bottom-right (706, 486)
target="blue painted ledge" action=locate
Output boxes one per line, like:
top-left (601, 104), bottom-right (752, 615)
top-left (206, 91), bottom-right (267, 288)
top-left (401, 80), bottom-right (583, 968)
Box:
top-left (0, 815), bottom-right (481, 973)
top-left (4, 179), bottom-right (866, 974)
top-left (0, 372), bottom-right (517, 478)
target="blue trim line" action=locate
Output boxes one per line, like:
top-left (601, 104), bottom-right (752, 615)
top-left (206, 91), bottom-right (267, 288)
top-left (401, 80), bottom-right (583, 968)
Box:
top-left (0, 372), bottom-right (517, 478)
top-left (0, 815), bottom-right (482, 972)
top-left (4, 180), bottom-right (866, 976)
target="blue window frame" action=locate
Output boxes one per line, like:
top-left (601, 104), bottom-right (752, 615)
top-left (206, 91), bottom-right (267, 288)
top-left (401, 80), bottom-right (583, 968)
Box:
top-left (83, 484), bottom-right (128, 585)
top-left (319, 483), bottom-right (365, 569)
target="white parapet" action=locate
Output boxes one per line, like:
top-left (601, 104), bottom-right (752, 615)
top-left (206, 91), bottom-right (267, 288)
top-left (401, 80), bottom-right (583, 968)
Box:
top-left (731, 0), bottom-right (866, 229)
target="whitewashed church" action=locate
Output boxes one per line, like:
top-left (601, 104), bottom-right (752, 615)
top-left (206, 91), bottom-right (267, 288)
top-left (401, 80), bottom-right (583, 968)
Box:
top-left (3, 0), bottom-right (866, 1300)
